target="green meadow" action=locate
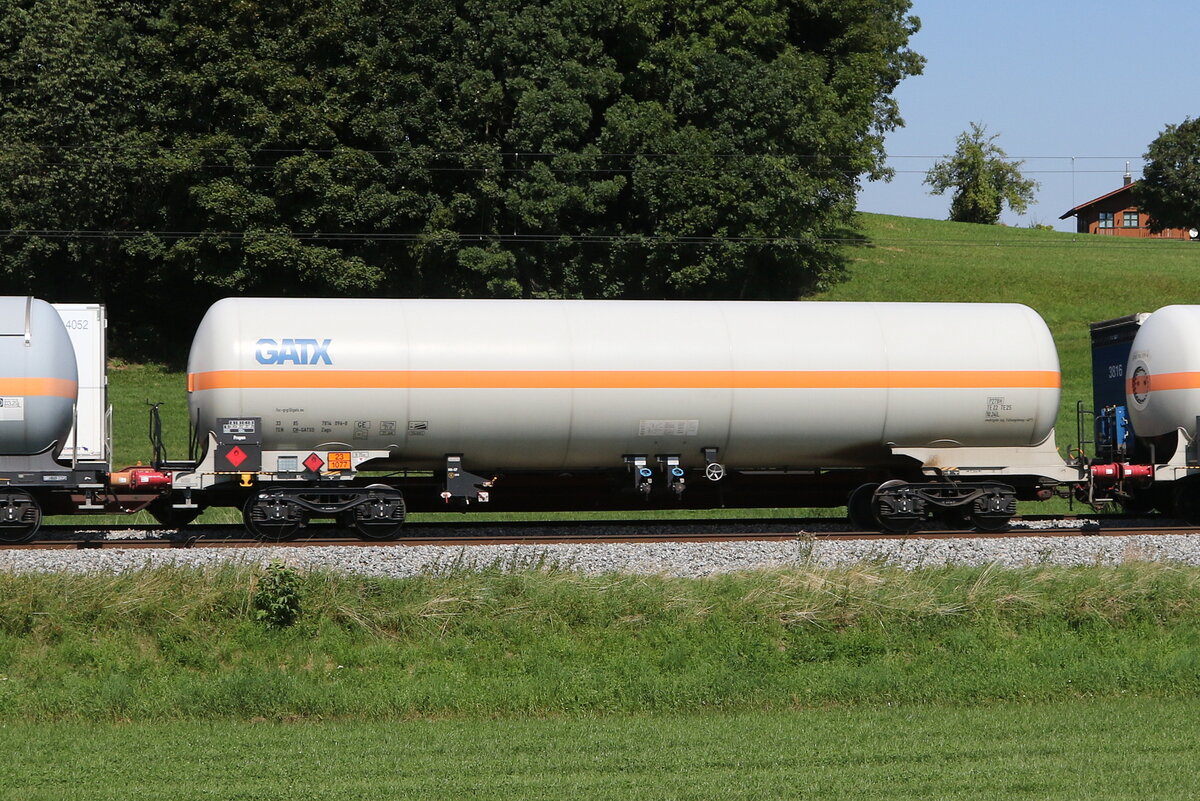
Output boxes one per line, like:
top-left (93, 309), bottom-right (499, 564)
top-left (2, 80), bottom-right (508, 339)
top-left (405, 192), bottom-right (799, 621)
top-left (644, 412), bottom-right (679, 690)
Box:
top-left (5, 699), bottom-right (1199, 800)
top-left (5, 564), bottom-right (1200, 721)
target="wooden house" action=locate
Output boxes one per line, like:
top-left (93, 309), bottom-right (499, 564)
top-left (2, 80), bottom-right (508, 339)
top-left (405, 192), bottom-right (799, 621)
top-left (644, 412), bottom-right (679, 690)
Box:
top-left (1059, 174), bottom-right (1196, 239)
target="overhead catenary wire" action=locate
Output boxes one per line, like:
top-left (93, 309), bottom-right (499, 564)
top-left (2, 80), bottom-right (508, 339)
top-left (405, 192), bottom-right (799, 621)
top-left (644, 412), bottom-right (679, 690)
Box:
top-left (0, 149), bottom-right (1151, 235)
top-left (0, 143), bottom-right (1149, 159)
top-left (0, 161), bottom-right (1142, 177)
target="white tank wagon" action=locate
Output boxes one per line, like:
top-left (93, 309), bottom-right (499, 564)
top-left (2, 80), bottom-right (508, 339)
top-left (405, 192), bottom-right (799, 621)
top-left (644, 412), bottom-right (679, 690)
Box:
top-left (188, 298), bottom-right (1062, 464)
top-left (176, 298), bottom-right (1078, 538)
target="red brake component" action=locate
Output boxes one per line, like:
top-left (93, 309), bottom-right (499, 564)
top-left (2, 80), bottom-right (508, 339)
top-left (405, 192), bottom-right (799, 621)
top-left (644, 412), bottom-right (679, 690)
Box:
top-left (1090, 463), bottom-right (1154, 484)
top-left (110, 466), bottom-right (173, 490)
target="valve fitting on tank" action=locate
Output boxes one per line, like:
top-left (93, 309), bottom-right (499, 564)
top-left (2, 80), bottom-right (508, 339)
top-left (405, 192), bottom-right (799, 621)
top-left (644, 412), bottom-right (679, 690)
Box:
top-left (702, 447), bottom-right (725, 482)
top-left (658, 455), bottom-right (686, 498)
top-left (625, 456), bottom-right (653, 496)
top-left (109, 465), bottom-right (173, 490)
top-left (443, 455), bottom-right (493, 505)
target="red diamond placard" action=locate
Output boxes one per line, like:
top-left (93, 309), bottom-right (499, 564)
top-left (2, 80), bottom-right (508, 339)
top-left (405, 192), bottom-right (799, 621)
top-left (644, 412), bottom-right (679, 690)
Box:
top-left (226, 446), bottom-right (247, 469)
top-left (303, 452), bottom-right (325, 472)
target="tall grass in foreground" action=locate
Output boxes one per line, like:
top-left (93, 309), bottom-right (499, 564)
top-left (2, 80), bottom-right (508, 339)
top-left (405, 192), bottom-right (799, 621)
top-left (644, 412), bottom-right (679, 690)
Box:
top-left (1, 563), bottom-right (1198, 721)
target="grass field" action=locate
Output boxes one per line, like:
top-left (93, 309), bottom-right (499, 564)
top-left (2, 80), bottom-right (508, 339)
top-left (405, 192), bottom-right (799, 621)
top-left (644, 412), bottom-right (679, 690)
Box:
top-left (3, 564), bottom-right (1200, 798)
top-left (4, 698), bottom-right (1199, 800)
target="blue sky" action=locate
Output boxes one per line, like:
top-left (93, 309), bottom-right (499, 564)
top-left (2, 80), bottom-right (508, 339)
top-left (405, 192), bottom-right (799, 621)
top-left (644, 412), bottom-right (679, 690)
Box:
top-left (856, 0), bottom-right (1200, 231)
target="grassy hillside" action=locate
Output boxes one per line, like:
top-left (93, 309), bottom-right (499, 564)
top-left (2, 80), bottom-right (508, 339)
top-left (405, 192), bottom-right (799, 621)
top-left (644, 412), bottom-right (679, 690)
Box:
top-left (821, 215), bottom-right (1200, 452)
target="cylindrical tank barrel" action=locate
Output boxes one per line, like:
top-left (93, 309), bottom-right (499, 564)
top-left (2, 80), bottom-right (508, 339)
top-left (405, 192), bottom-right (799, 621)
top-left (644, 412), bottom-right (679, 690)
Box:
top-left (1124, 305), bottom-right (1200, 438)
top-left (0, 297), bottom-right (79, 456)
top-left (187, 299), bottom-right (1061, 470)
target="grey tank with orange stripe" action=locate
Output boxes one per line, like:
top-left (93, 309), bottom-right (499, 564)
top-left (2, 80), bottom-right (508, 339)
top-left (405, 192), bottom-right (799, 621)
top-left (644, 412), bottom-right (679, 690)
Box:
top-left (187, 298), bottom-right (1062, 471)
top-left (1123, 305), bottom-right (1200, 438)
top-left (0, 297), bottom-right (78, 456)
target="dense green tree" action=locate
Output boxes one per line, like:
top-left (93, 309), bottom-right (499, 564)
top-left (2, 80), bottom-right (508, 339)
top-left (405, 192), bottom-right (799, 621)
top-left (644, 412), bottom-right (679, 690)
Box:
top-left (0, 0), bottom-right (173, 349)
top-left (0, 0), bottom-right (923, 358)
top-left (140, 1), bottom-right (391, 295)
top-left (1134, 117), bottom-right (1200, 233)
top-left (924, 122), bottom-right (1036, 225)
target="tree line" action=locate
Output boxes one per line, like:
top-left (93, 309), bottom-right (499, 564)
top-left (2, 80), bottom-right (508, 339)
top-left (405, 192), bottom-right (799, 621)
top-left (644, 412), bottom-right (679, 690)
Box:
top-left (0, 0), bottom-right (922, 359)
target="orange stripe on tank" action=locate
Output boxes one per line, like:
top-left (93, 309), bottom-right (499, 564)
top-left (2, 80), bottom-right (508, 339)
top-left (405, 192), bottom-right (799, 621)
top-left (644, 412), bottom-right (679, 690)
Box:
top-left (0, 377), bottom-right (77, 398)
top-left (1126, 371), bottom-right (1200, 394)
top-left (188, 369), bottom-right (1061, 391)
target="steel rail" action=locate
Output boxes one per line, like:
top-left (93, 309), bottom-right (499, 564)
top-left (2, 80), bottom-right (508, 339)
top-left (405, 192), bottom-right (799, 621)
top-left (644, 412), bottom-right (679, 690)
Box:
top-left (4, 518), bottom-right (1198, 550)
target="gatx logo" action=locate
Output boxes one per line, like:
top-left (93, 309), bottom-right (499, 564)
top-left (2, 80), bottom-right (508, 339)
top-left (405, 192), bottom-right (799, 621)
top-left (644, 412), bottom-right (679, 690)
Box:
top-left (255, 338), bottom-right (333, 365)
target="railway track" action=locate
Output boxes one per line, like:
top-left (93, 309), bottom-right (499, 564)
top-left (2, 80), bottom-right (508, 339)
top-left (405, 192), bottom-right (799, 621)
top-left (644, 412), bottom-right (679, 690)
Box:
top-left (6, 517), bottom-right (1199, 550)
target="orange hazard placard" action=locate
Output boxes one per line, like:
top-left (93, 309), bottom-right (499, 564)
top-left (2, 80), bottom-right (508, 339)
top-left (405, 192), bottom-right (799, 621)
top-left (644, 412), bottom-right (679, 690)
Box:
top-left (327, 451), bottom-right (352, 471)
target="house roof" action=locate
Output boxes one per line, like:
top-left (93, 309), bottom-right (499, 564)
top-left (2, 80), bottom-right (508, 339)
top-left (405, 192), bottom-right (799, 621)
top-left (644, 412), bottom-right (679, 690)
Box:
top-left (1059, 182), bottom-right (1137, 220)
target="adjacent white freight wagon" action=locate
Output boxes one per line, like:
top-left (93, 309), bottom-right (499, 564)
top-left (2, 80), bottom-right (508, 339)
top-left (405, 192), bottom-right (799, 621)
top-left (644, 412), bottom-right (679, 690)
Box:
top-left (1123, 305), bottom-right (1200, 439)
top-left (0, 297), bottom-right (79, 457)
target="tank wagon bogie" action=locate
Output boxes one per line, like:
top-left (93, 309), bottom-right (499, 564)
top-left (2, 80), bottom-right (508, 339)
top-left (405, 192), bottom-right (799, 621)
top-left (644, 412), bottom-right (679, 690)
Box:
top-left (19, 294), bottom-right (1200, 543)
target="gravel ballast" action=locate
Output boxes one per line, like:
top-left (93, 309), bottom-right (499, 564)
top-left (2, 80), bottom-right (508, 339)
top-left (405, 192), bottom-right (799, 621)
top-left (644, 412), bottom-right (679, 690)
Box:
top-left (5, 529), bottom-right (1200, 577)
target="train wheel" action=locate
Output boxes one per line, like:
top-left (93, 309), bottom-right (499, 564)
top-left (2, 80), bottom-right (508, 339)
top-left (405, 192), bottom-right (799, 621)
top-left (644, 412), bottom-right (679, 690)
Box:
top-left (968, 487), bottom-right (1015, 532)
top-left (872, 480), bottom-right (924, 533)
top-left (847, 483), bottom-right (880, 530)
top-left (350, 485), bottom-right (406, 541)
top-left (242, 489), bottom-right (309, 542)
top-left (1150, 482), bottom-right (1176, 517)
top-left (1116, 491), bottom-right (1156, 516)
top-left (0, 490), bottom-right (42, 544)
